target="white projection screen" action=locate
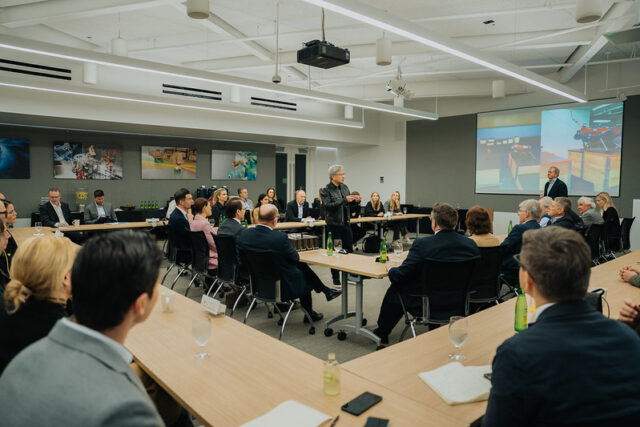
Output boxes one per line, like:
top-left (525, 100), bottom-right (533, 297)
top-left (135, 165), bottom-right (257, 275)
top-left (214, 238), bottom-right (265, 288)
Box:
top-left (475, 99), bottom-right (623, 196)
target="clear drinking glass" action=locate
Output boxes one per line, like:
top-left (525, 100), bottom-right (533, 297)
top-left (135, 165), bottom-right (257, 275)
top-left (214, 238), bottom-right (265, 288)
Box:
top-left (392, 241), bottom-right (403, 261)
top-left (448, 316), bottom-right (468, 361)
top-left (334, 239), bottom-right (342, 254)
top-left (192, 315), bottom-right (211, 359)
top-left (402, 207), bottom-right (408, 215)
top-left (34, 222), bottom-right (43, 236)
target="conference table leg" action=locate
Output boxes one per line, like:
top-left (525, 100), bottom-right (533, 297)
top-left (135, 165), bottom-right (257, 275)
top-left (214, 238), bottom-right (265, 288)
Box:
top-left (337, 275), bottom-right (381, 346)
top-left (324, 269), bottom-right (356, 330)
top-left (416, 218), bottom-right (420, 239)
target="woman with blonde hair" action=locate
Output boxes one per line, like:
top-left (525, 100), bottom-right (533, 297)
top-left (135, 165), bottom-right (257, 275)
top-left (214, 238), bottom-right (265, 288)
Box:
top-left (383, 191), bottom-right (409, 243)
top-left (596, 191), bottom-right (621, 251)
top-left (209, 187), bottom-right (228, 226)
top-left (0, 221), bottom-right (10, 295)
top-left (0, 235), bottom-right (77, 374)
top-left (266, 187), bottom-right (284, 213)
top-left (365, 192), bottom-right (385, 217)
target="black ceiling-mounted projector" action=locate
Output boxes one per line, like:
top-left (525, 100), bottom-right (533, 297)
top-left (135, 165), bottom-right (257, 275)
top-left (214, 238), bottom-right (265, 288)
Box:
top-left (297, 40), bottom-right (350, 69)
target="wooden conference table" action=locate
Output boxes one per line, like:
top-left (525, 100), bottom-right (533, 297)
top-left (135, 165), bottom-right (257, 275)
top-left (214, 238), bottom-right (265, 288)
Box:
top-left (341, 250), bottom-right (640, 426)
top-left (126, 292), bottom-right (461, 427)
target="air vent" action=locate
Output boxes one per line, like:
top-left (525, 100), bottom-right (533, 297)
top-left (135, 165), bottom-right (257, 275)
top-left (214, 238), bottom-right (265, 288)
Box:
top-left (162, 83), bottom-right (221, 101)
top-left (250, 96), bottom-right (297, 111)
top-left (298, 147), bottom-right (308, 154)
top-left (275, 146), bottom-right (285, 152)
top-left (0, 58), bottom-right (71, 80)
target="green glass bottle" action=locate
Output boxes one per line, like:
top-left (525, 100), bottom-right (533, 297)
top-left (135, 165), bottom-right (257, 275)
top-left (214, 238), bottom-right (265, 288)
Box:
top-left (218, 214), bottom-right (224, 226)
top-left (327, 232), bottom-right (334, 256)
top-left (379, 237), bottom-right (387, 263)
top-left (243, 219), bottom-right (248, 229)
top-left (323, 353), bottom-right (340, 396)
top-left (514, 288), bottom-right (528, 332)
top-left (140, 201), bottom-right (143, 209)
top-left (507, 219), bottom-right (513, 234)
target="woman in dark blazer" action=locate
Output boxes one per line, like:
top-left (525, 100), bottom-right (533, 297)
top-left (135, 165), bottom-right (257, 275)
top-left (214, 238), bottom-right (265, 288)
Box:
top-left (266, 187), bottom-right (285, 213)
top-left (209, 187), bottom-right (228, 226)
top-left (596, 192), bottom-right (621, 251)
top-left (0, 234), bottom-right (76, 375)
top-left (364, 192), bottom-right (385, 217)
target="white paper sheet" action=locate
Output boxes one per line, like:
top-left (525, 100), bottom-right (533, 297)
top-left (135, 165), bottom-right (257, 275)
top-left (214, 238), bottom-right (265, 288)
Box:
top-left (239, 400), bottom-right (332, 427)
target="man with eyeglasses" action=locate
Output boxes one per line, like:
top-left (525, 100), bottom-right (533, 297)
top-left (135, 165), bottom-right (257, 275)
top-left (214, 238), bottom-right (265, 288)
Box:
top-left (320, 165), bottom-right (361, 287)
top-left (484, 227), bottom-right (640, 426)
top-left (499, 199), bottom-right (541, 287)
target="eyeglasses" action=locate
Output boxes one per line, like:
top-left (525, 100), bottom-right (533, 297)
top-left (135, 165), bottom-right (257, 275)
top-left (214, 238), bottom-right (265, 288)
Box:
top-left (0, 210), bottom-right (6, 216)
top-left (513, 253), bottom-right (535, 282)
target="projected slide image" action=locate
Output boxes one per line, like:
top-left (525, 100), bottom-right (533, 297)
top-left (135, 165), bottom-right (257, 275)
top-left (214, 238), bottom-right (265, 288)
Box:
top-left (476, 100), bottom-right (623, 196)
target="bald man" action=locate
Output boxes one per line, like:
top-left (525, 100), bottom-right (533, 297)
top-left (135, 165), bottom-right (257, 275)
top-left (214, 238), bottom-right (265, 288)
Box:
top-left (237, 204), bottom-right (341, 321)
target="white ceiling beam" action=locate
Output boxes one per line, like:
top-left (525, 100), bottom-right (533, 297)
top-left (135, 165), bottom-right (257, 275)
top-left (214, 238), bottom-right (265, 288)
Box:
top-left (558, 1), bottom-right (636, 83)
top-left (0, 0), bottom-right (178, 28)
top-left (0, 24), bottom-right (101, 50)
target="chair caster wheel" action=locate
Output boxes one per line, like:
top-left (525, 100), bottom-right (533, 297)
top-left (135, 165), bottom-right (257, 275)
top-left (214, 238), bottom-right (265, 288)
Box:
top-left (324, 328), bottom-right (334, 337)
top-left (268, 312), bottom-right (274, 319)
top-left (337, 331), bottom-right (347, 341)
top-left (309, 327), bottom-right (316, 335)
top-left (277, 318), bottom-right (284, 326)
top-left (362, 318), bottom-right (367, 326)
top-left (376, 344), bottom-right (386, 351)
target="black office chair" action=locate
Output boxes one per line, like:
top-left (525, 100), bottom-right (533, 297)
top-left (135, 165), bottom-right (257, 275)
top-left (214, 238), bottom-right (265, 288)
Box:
top-left (241, 249), bottom-right (316, 340)
top-left (584, 223), bottom-right (605, 265)
top-left (162, 225), bottom-right (192, 289)
top-left (398, 257), bottom-right (478, 342)
top-left (209, 234), bottom-right (247, 317)
top-left (620, 217), bottom-right (635, 254)
top-left (603, 219), bottom-right (622, 259)
top-left (184, 231), bottom-right (217, 297)
top-left (468, 246), bottom-right (503, 311)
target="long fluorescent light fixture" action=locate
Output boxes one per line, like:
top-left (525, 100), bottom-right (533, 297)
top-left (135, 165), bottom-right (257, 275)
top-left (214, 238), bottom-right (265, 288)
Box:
top-left (0, 79), bottom-right (364, 129)
top-left (301, 0), bottom-right (588, 103)
top-left (0, 35), bottom-right (437, 120)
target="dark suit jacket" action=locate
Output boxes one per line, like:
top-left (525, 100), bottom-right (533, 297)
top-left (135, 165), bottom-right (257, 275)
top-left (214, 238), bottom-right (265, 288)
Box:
top-left (285, 200), bottom-right (310, 222)
top-left (544, 178), bottom-right (568, 198)
top-left (237, 225), bottom-right (306, 301)
top-left (364, 201), bottom-right (385, 217)
top-left (169, 208), bottom-right (191, 263)
top-left (217, 218), bottom-right (244, 239)
top-left (500, 220), bottom-right (540, 271)
top-left (210, 202), bottom-right (225, 227)
top-left (389, 229), bottom-right (479, 294)
top-left (484, 301), bottom-right (640, 426)
top-left (39, 202), bottom-right (72, 227)
top-left (550, 214), bottom-right (576, 229)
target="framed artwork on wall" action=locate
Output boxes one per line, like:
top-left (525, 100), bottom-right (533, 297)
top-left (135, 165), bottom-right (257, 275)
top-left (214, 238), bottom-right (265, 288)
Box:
top-left (141, 146), bottom-right (197, 180)
top-left (211, 150), bottom-right (257, 180)
top-left (53, 142), bottom-right (123, 180)
top-left (0, 137), bottom-right (30, 179)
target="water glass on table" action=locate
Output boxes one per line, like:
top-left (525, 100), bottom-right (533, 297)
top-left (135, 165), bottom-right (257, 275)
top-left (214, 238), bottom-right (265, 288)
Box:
top-left (34, 222), bottom-right (43, 236)
top-left (402, 207), bottom-right (408, 215)
top-left (192, 314), bottom-right (211, 359)
top-left (392, 241), bottom-right (403, 262)
top-left (448, 316), bottom-right (468, 361)
top-left (334, 239), bottom-right (342, 254)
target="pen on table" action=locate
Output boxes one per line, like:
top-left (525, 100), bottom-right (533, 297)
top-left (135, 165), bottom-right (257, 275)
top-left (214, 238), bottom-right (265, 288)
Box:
top-left (329, 414), bottom-right (339, 426)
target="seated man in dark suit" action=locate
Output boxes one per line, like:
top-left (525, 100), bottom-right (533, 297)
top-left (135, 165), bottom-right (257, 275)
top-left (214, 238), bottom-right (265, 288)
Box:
top-left (285, 190), bottom-right (311, 222)
top-left (39, 187), bottom-right (72, 228)
top-left (84, 189), bottom-right (118, 224)
top-left (237, 204), bottom-right (341, 322)
top-left (0, 230), bottom-right (164, 426)
top-left (168, 188), bottom-right (194, 264)
top-left (542, 165), bottom-right (568, 198)
top-left (500, 199), bottom-right (541, 286)
top-left (374, 203), bottom-right (479, 344)
top-left (550, 197), bottom-right (584, 231)
top-left (484, 227), bottom-right (640, 426)
top-left (217, 197), bottom-right (246, 238)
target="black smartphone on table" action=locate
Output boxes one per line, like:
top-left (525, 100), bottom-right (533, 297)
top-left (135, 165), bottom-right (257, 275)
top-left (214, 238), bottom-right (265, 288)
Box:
top-left (341, 392), bottom-right (382, 416)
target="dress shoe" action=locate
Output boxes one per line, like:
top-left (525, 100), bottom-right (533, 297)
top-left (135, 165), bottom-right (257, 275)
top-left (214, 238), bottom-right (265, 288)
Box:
top-left (303, 310), bottom-right (324, 323)
top-left (332, 278), bottom-right (342, 289)
top-left (373, 328), bottom-right (389, 345)
top-left (325, 288), bottom-right (342, 302)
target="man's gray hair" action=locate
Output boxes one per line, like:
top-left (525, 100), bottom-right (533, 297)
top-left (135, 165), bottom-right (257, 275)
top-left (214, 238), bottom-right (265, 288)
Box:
top-left (295, 189), bottom-right (306, 196)
top-left (555, 197), bottom-right (572, 215)
top-left (519, 199), bottom-right (541, 220)
top-left (328, 164), bottom-right (343, 179)
top-left (550, 166), bottom-right (560, 176)
top-left (578, 196), bottom-right (596, 209)
top-left (539, 196), bottom-right (553, 209)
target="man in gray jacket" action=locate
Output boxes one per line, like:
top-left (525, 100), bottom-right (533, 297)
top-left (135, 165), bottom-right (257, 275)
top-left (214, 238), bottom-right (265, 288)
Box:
top-left (577, 196), bottom-right (603, 228)
top-left (0, 230), bottom-right (165, 426)
top-left (84, 189), bottom-right (118, 223)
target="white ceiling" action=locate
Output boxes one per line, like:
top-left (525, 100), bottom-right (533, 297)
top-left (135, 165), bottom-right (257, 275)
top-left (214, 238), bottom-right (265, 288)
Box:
top-left (1, 0), bottom-right (638, 101)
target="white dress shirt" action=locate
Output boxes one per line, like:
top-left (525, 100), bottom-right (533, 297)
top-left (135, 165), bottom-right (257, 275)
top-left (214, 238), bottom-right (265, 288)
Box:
top-left (96, 202), bottom-right (106, 218)
top-left (51, 201), bottom-right (66, 225)
top-left (545, 178), bottom-right (557, 196)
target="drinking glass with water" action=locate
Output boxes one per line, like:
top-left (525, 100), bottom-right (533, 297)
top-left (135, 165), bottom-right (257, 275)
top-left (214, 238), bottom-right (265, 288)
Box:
top-left (448, 316), bottom-right (468, 361)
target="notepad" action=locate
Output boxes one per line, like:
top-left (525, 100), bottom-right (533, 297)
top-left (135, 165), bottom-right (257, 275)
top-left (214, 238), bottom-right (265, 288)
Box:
top-left (240, 400), bottom-right (331, 427)
top-left (419, 362), bottom-right (491, 405)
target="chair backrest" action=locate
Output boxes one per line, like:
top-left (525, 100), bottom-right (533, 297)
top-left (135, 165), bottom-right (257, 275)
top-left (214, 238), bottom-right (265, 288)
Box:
top-left (418, 257), bottom-right (479, 320)
top-left (240, 249), bottom-right (282, 302)
top-left (189, 231), bottom-right (210, 274)
top-left (584, 223), bottom-right (604, 260)
top-left (212, 234), bottom-right (237, 283)
top-left (603, 220), bottom-right (622, 251)
top-left (166, 224), bottom-right (178, 261)
top-left (621, 217), bottom-right (635, 250)
top-left (469, 246), bottom-right (502, 299)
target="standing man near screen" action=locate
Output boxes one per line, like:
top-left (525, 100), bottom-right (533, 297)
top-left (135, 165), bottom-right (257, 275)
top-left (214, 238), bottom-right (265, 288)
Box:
top-left (542, 166), bottom-right (568, 198)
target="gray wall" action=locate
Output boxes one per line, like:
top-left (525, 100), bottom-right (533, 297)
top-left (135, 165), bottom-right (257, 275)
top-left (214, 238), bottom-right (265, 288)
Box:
top-left (0, 125), bottom-right (275, 216)
top-left (407, 95), bottom-right (640, 217)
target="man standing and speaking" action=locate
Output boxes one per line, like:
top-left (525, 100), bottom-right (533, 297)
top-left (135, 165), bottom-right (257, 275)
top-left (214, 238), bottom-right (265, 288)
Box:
top-left (542, 166), bottom-right (568, 198)
top-left (320, 165), bottom-right (361, 287)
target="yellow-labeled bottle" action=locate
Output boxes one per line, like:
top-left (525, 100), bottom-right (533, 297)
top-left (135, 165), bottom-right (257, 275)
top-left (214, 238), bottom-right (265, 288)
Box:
top-left (323, 353), bottom-right (340, 396)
